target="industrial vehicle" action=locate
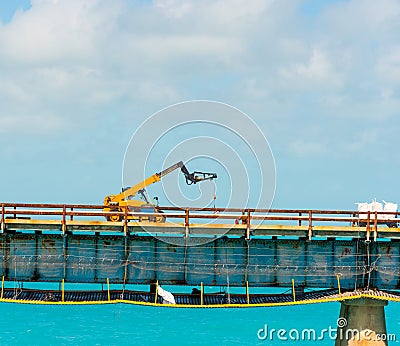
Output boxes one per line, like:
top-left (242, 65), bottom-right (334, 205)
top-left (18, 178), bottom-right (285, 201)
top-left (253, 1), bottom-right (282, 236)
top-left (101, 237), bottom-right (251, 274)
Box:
top-left (103, 161), bottom-right (217, 222)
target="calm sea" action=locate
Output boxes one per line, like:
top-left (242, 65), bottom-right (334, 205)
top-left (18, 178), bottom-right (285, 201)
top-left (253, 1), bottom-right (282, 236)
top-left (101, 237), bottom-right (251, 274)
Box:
top-left (1, 301), bottom-right (400, 345)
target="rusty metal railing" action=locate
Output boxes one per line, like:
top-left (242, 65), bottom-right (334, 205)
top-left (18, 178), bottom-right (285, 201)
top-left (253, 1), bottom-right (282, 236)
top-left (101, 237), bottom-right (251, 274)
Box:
top-left (0, 203), bottom-right (398, 240)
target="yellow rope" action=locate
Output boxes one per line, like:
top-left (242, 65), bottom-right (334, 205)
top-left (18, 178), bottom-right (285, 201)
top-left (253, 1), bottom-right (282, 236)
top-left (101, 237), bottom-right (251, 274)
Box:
top-left (1, 292), bottom-right (396, 307)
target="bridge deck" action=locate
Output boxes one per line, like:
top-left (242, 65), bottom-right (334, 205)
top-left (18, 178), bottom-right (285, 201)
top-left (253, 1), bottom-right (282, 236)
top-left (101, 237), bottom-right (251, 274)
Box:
top-left (1, 203), bottom-right (399, 240)
top-left (3, 218), bottom-right (400, 239)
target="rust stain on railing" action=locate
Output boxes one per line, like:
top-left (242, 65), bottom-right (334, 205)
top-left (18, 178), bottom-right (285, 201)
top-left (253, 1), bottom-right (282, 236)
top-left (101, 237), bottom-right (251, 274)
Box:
top-left (0, 202), bottom-right (399, 240)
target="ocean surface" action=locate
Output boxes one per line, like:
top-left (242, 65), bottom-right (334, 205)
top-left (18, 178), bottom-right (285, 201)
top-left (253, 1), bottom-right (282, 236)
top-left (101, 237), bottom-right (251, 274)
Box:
top-left (1, 300), bottom-right (400, 345)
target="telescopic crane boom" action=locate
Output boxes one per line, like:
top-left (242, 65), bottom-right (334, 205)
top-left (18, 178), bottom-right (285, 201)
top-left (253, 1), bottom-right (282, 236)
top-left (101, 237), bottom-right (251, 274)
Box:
top-left (103, 161), bottom-right (217, 222)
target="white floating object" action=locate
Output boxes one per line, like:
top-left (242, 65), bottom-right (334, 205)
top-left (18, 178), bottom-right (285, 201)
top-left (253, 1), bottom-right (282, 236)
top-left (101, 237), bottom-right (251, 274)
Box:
top-left (158, 286), bottom-right (176, 304)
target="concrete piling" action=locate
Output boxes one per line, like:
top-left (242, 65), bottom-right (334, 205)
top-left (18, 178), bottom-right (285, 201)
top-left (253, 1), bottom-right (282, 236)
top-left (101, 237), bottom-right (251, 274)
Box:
top-left (335, 298), bottom-right (388, 346)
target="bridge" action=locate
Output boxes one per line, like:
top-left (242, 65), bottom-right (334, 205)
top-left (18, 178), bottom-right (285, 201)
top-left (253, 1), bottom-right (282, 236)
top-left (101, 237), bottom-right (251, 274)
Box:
top-left (1, 203), bottom-right (399, 287)
top-left (1, 203), bottom-right (399, 344)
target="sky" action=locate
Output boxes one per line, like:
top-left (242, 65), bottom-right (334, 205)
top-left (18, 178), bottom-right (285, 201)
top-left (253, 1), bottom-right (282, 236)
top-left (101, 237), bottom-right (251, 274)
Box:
top-left (0, 0), bottom-right (399, 210)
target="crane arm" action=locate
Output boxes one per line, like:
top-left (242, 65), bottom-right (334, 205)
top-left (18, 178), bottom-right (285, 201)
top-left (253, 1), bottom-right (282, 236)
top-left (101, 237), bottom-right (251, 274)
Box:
top-left (108, 174), bottom-right (160, 204)
top-left (108, 161), bottom-right (217, 204)
top-left (158, 161), bottom-right (185, 178)
top-left (109, 161), bottom-right (185, 204)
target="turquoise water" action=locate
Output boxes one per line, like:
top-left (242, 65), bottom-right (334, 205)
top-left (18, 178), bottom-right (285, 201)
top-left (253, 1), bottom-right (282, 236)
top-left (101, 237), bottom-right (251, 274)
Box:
top-left (1, 302), bottom-right (400, 345)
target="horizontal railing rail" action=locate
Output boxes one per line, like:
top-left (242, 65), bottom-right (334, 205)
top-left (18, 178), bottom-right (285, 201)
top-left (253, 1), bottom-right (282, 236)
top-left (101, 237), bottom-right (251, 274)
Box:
top-left (0, 202), bottom-right (399, 239)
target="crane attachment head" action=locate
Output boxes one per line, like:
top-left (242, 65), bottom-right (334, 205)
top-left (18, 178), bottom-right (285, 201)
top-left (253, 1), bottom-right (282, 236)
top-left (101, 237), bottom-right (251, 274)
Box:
top-left (180, 165), bottom-right (217, 185)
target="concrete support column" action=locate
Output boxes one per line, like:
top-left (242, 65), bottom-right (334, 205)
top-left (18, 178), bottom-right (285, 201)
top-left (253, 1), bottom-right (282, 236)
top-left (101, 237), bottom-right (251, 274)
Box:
top-left (335, 298), bottom-right (388, 346)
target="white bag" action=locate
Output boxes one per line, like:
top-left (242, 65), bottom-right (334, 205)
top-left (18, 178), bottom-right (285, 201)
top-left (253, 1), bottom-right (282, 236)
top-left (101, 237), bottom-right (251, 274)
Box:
top-left (383, 201), bottom-right (398, 220)
top-left (356, 202), bottom-right (369, 219)
top-left (158, 286), bottom-right (176, 304)
top-left (356, 200), bottom-right (397, 222)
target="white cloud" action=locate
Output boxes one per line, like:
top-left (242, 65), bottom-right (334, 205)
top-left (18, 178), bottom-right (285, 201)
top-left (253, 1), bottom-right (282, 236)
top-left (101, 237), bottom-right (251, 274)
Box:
top-left (0, 0), bottom-right (399, 154)
top-left (153, 0), bottom-right (194, 19)
top-left (153, 0), bottom-right (274, 24)
top-left (319, 0), bottom-right (400, 42)
top-left (278, 48), bottom-right (341, 88)
top-left (341, 130), bottom-right (378, 154)
top-left (0, 0), bottom-right (399, 207)
top-left (288, 139), bottom-right (327, 157)
top-left (375, 46), bottom-right (400, 84)
top-left (128, 35), bottom-right (243, 65)
top-left (137, 81), bottom-right (180, 102)
top-left (0, 114), bottom-right (64, 134)
top-left (0, 1), bottom-right (104, 64)
top-left (294, 50), bottom-right (332, 80)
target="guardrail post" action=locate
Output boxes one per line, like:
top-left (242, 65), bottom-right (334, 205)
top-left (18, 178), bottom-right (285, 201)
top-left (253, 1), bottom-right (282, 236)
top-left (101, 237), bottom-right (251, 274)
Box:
top-left (61, 279), bottom-right (65, 302)
top-left (107, 278), bottom-right (111, 301)
top-left (70, 207), bottom-right (74, 221)
top-left (154, 280), bottom-right (159, 304)
top-left (1, 276), bottom-right (4, 299)
top-left (336, 274), bottom-right (341, 295)
top-left (62, 205), bottom-right (66, 235)
top-left (374, 211), bottom-right (378, 242)
top-left (200, 282), bottom-right (204, 306)
top-left (246, 281), bottom-right (250, 304)
top-left (185, 209), bottom-right (189, 238)
top-left (366, 211), bottom-right (371, 241)
top-left (292, 278), bottom-right (296, 302)
top-left (1, 203), bottom-right (4, 233)
top-left (298, 212), bottom-right (302, 226)
top-left (246, 210), bottom-right (251, 240)
top-left (308, 210), bottom-right (313, 240)
top-left (124, 207), bottom-right (128, 236)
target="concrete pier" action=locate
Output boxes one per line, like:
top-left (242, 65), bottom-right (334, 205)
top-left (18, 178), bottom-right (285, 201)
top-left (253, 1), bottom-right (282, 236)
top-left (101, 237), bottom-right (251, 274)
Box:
top-left (335, 298), bottom-right (388, 346)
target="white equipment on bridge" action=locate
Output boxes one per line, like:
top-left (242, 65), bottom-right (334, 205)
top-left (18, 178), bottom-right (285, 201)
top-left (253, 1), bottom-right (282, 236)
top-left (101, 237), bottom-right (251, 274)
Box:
top-left (356, 199), bottom-right (398, 226)
top-left (382, 201), bottom-right (398, 220)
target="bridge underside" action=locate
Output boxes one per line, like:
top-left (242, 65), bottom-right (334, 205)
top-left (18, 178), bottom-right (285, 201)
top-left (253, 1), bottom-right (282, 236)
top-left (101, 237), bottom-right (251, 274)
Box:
top-left (1, 232), bottom-right (399, 289)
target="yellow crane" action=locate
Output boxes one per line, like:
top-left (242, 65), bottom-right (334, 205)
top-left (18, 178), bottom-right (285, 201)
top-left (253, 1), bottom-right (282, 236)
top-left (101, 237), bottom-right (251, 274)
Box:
top-left (103, 161), bottom-right (217, 222)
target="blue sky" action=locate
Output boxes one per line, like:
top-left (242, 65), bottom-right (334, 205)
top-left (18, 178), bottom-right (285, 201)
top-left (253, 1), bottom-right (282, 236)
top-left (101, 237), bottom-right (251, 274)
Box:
top-left (0, 0), bottom-right (31, 23)
top-left (0, 0), bottom-right (399, 210)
